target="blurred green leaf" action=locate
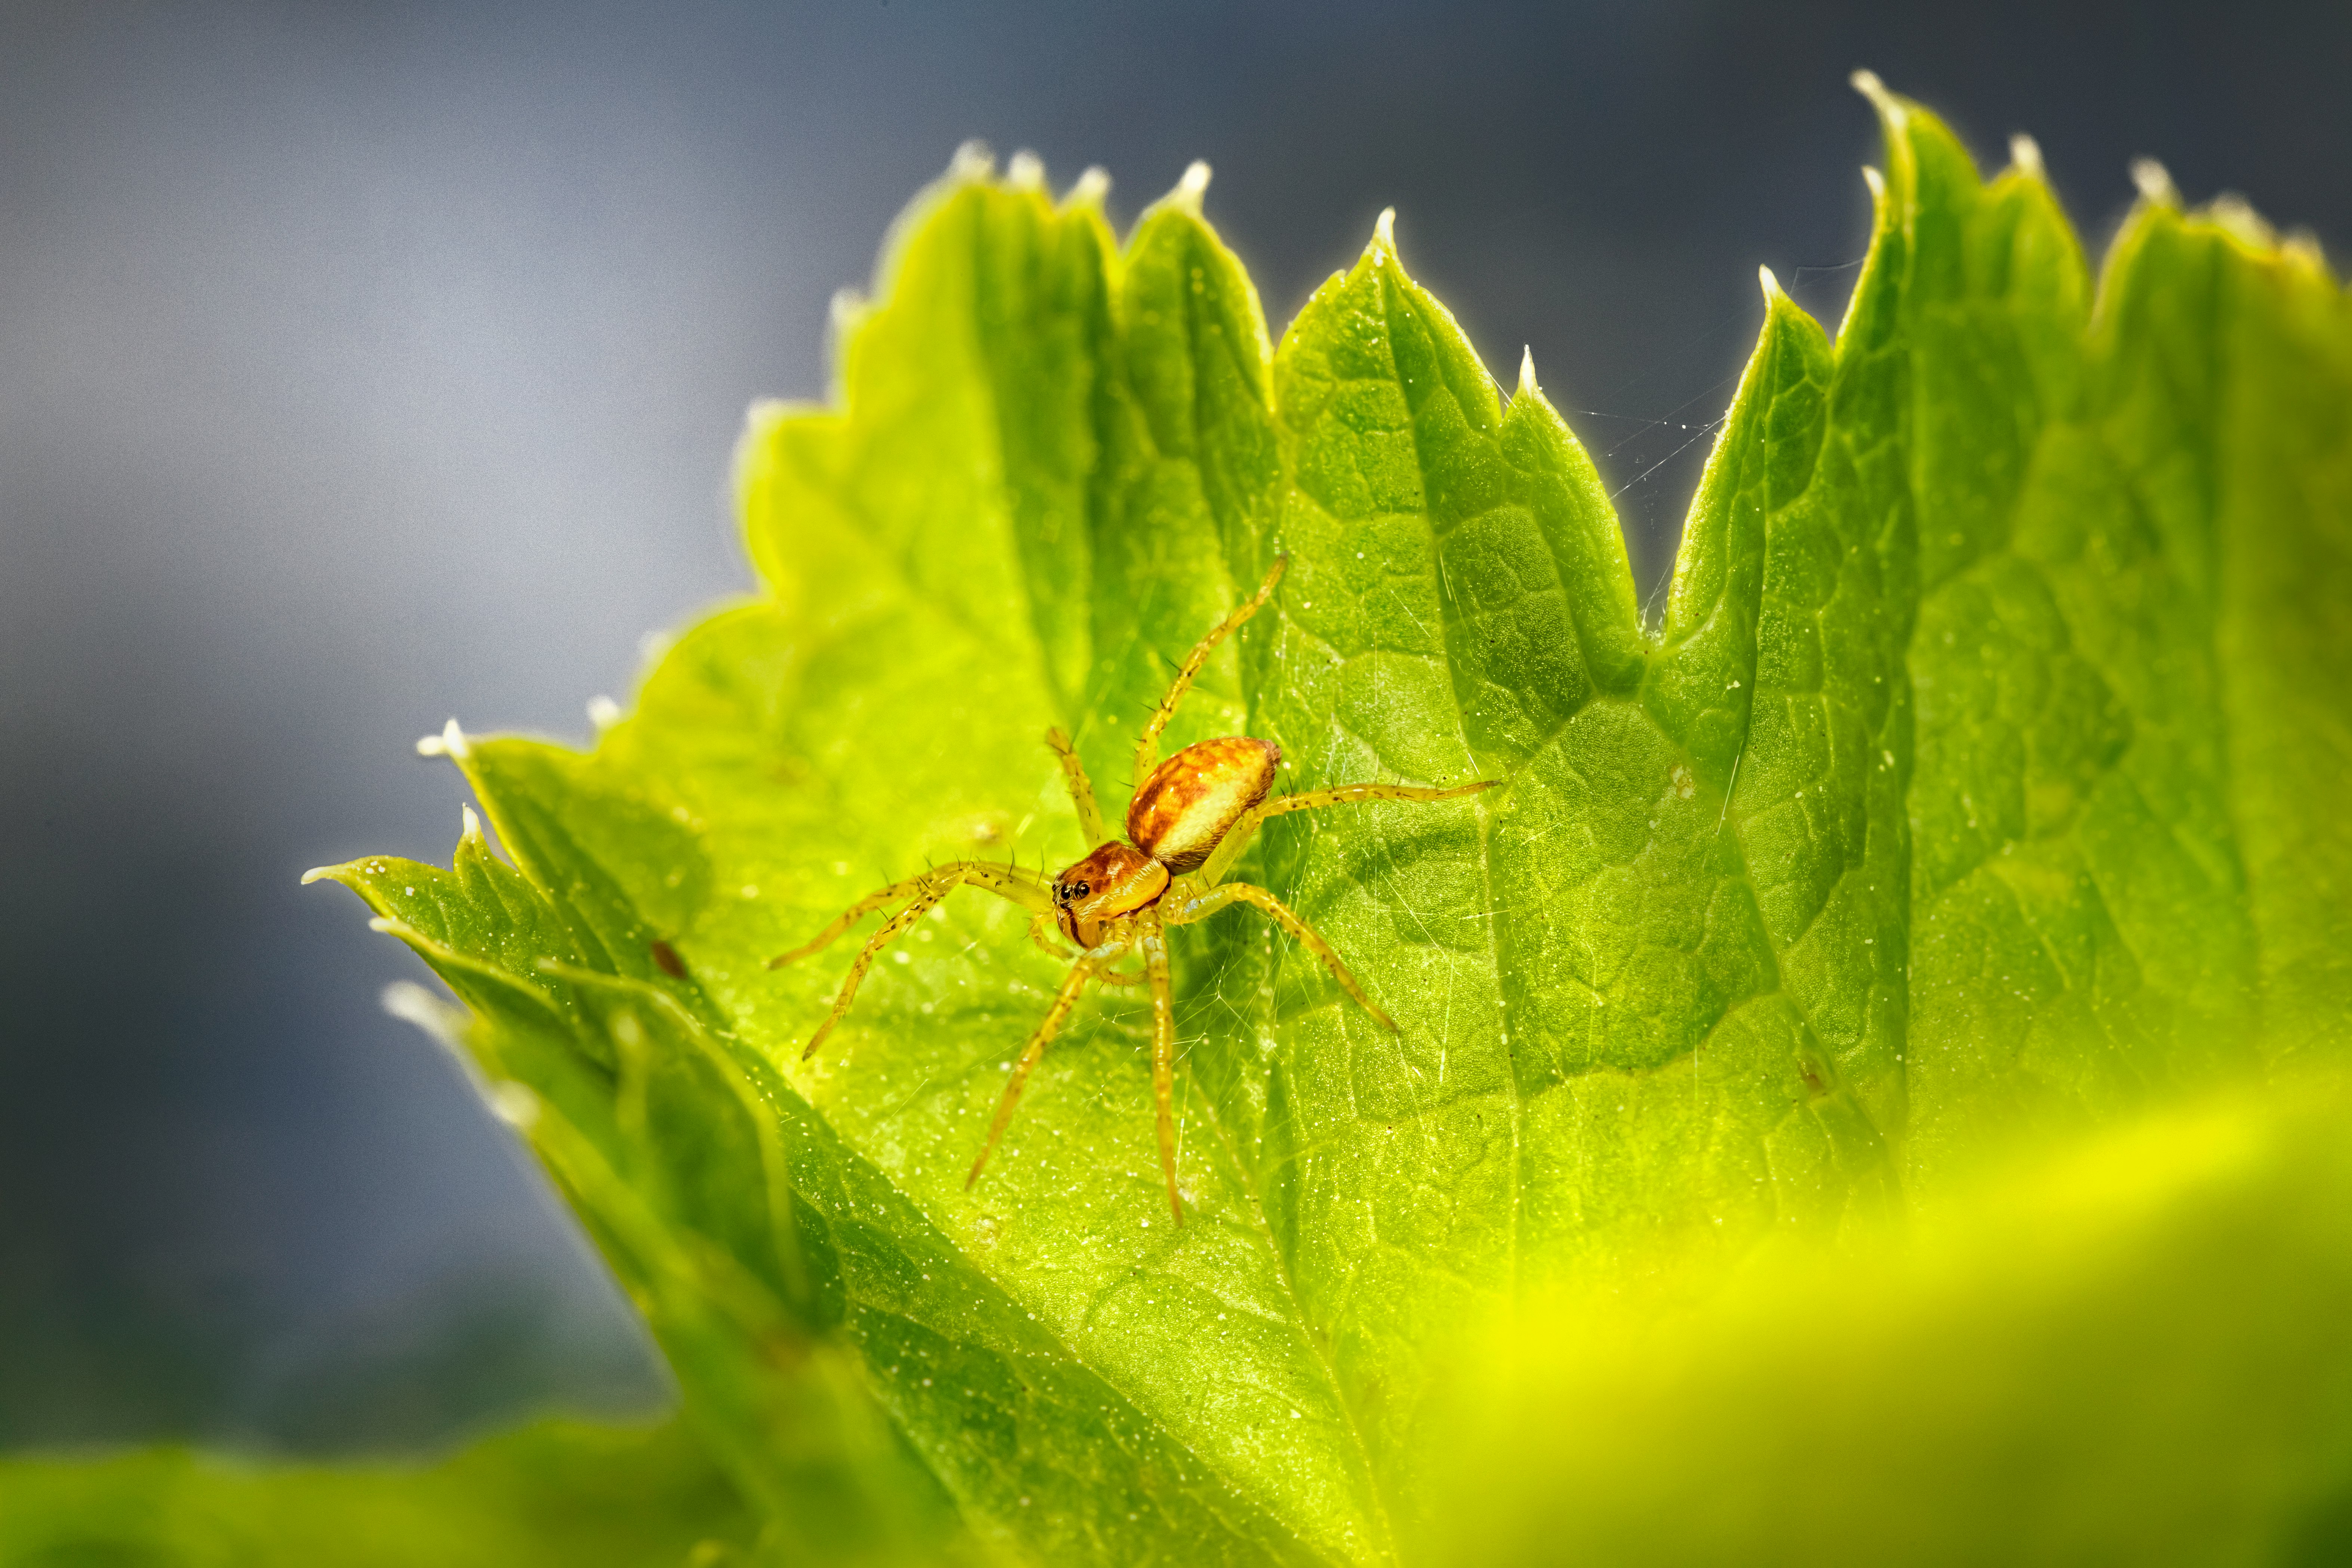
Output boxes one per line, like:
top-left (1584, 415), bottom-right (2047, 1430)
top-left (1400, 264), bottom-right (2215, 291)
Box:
top-left (1419, 1075), bottom-right (2352, 1566)
top-left (281, 78), bottom-right (2352, 1563)
top-left (0, 1419), bottom-right (750, 1567)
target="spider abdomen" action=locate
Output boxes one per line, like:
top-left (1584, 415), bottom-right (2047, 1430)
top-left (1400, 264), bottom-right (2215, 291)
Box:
top-left (1125, 736), bottom-right (1280, 871)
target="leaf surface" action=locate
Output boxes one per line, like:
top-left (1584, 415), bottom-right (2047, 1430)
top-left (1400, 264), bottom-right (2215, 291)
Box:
top-left (296, 85), bottom-right (2352, 1562)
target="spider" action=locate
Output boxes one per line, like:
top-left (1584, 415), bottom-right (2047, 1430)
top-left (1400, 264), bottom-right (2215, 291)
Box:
top-left (771, 556), bottom-right (1498, 1222)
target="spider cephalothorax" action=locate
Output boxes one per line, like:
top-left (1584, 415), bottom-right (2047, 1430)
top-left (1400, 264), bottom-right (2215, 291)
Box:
top-left (1049, 735), bottom-right (1279, 945)
top-left (771, 556), bottom-right (1497, 1221)
top-left (1048, 841), bottom-right (1164, 948)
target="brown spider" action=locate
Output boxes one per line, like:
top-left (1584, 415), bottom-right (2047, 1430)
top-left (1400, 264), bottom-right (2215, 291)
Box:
top-left (771, 556), bottom-right (1497, 1222)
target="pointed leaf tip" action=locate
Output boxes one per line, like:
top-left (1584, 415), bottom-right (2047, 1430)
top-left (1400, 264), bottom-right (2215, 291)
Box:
top-left (1065, 166), bottom-right (1111, 209)
top-left (299, 865), bottom-right (331, 885)
top-left (1861, 164), bottom-right (1886, 200)
top-left (1166, 159), bottom-right (1211, 214)
top-left (2131, 157), bottom-right (2181, 207)
top-left (2008, 133), bottom-right (2047, 180)
top-left (948, 139), bottom-right (994, 183)
top-left (488, 1080), bottom-right (538, 1128)
top-left (2206, 192), bottom-right (2276, 249)
top-left (829, 287), bottom-right (864, 335)
top-left (1374, 206), bottom-right (1397, 250)
top-left (382, 979), bottom-right (468, 1049)
top-left (1758, 263), bottom-right (1786, 302)
top-left (1006, 150), bottom-right (1045, 191)
top-left (1850, 68), bottom-right (1902, 123)
top-left (416, 718), bottom-right (469, 760)
top-left (1517, 345), bottom-right (1538, 397)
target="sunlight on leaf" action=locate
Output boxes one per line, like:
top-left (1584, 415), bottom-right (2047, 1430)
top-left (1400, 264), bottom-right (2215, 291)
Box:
top-left (1421, 1075), bottom-right (2352, 1565)
top-left (264, 78), bottom-right (2352, 1562)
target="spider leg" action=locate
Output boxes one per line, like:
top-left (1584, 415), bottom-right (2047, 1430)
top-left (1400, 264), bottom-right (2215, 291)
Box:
top-left (774, 861), bottom-right (1052, 1060)
top-left (1162, 880), bottom-right (1398, 1033)
top-left (773, 861), bottom-right (1052, 966)
top-left (1139, 912), bottom-right (1183, 1224)
top-left (1028, 911), bottom-right (1144, 983)
top-left (1025, 911), bottom-right (1064, 961)
top-left (968, 930), bottom-right (1131, 1189)
top-left (1195, 777), bottom-right (1498, 889)
top-left (1132, 555), bottom-right (1287, 785)
top-left (1044, 727), bottom-right (1106, 845)
top-left (792, 870), bottom-right (965, 1060)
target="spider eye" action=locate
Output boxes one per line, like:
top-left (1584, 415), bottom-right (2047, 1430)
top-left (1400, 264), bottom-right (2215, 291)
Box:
top-left (1073, 882), bottom-right (1090, 897)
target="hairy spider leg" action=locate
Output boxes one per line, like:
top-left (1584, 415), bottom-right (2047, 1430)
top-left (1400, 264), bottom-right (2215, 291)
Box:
top-left (1162, 879), bottom-right (1398, 1033)
top-left (968, 928), bottom-right (1134, 1189)
top-left (772, 861), bottom-right (1053, 1059)
top-left (1131, 554), bottom-right (1289, 787)
top-left (1044, 726), bottom-right (1106, 845)
top-left (1193, 779), bottom-right (1499, 890)
top-left (772, 861), bottom-right (1052, 966)
top-left (794, 870), bottom-right (966, 1059)
top-left (1138, 913), bottom-right (1183, 1222)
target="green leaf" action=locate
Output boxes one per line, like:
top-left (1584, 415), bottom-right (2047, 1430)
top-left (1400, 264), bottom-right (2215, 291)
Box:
top-left (0, 1419), bottom-right (753, 1567)
top-left (1416, 1075), bottom-right (2352, 1566)
top-left (1856, 79), bottom-right (2352, 1185)
top-left (289, 82), bottom-right (2352, 1561)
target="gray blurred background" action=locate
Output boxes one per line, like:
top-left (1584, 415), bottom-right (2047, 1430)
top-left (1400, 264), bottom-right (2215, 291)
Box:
top-left (3, 0), bottom-right (2346, 1453)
